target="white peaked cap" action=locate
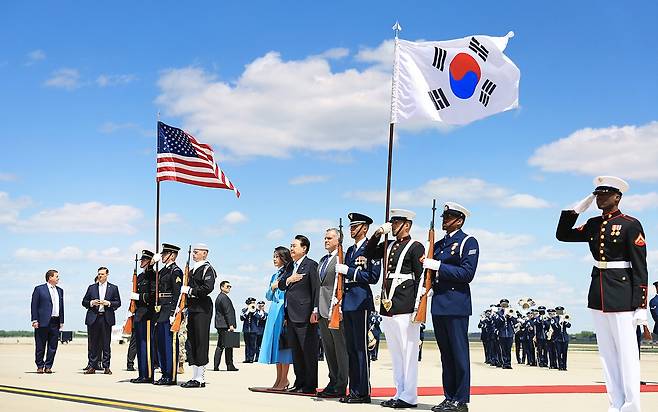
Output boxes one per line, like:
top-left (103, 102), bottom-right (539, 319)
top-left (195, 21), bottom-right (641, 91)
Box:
top-left (593, 176), bottom-right (629, 194)
top-left (389, 208), bottom-right (416, 221)
top-left (193, 243), bottom-right (209, 251)
top-left (443, 202), bottom-right (471, 219)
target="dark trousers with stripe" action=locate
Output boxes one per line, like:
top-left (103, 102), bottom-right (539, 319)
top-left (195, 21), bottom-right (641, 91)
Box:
top-left (34, 317), bottom-right (60, 369)
top-left (433, 315), bottom-right (470, 403)
top-left (135, 318), bottom-right (154, 379)
top-left (499, 336), bottom-right (513, 367)
top-left (344, 311), bottom-right (370, 397)
top-left (156, 320), bottom-right (179, 381)
top-left (244, 332), bottom-right (257, 362)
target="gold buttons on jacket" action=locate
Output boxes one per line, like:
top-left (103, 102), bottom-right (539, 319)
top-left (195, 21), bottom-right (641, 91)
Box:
top-left (622, 277), bottom-right (626, 281)
top-left (601, 256), bottom-right (606, 261)
top-left (600, 243), bottom-right (604, 247)
top-left (601, 235), bottom-right (605, 239)
top-left (603, 221), bottom-right (608, 225)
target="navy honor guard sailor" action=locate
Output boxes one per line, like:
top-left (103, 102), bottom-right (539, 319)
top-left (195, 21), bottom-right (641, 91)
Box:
top-left (422, 202), bottom-right (479, 412)
top-left (556, 176), bottom-right (648, 412)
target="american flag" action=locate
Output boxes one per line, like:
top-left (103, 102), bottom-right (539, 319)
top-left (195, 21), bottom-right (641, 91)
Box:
top-left (156, 122), bottom-right (240, 197)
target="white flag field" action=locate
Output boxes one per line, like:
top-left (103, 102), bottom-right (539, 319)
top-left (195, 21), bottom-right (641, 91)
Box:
top-left (391, 31), bottom-right (520, 125)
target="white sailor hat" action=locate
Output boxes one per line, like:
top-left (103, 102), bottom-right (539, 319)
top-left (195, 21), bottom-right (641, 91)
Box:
top-left (442, 202), bottom-right (471, 219)
top-left (593, 176), bottom-right (629, 195)
top-left (192, 243), bottom-right (209, 251)
top-left (389, 208), bottom-right (416, 222)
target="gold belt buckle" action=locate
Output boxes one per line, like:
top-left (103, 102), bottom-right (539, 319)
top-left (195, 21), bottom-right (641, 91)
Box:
top-left (599, 261), bottom-right (607, 269)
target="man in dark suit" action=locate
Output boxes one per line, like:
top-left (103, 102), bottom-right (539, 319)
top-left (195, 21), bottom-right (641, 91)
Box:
top-left (214, 280), bottom-right (238, 371)
top-left (82, 266), bottom-right (121, 374)
top-left (31, 269), bottom-right (64, 373)
top-left (278, 234), bottom-right (320, 395)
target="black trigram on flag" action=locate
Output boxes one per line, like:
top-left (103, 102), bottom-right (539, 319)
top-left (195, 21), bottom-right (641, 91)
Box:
top-left (432, 47), bottom-right (447, 71)
top-left (469, 37), bottom-right (489, 61)
top-left (479, 79), bottom-right (497, 107)
top-left (428, 88), bottom-right (450, 111)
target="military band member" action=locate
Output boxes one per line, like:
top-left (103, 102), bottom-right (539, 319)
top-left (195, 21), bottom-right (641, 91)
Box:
top-left (495, 299), bottom-right (516, 370)
top-left (335, 212), bottom-right (381, 404)
top-left (365, 209), bottom-right (424, 409)
top-left (546, 308), bottom-right (558, 369)
top-left (553, 306), bottom-right (570, 371)
top-left (180, 243), bottom-right (217, 388)
top-left (525, 310), bottom-right (537, 366)
top-left (255, 301), bottom-right (267, 358)
top-left (423, 202), bottom-right (479, 412)
top-left (534, 306), bottom-right (548, 367)
top-left (477, 310), bottom-right (491, 364)
top-left (130, 250), bottom-right (156, 383)
top-left (241, 297), bottom-right (259, 363)
top-left (514, 312), bottom-right (525, 365)
top-left (152, 243), bottom-right (183, 385)
top-left (556, 176), bottom-right (648, 412)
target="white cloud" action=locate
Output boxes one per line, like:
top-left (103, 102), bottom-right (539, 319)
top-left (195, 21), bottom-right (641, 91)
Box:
top-left (347, 177), bottom-right (549, 209)
top-left (266, 229), bottom-right (285, 240)
top-left (315, 47), bottom-right (349, 59)
top-left (293, 219), bottom-right (334, 234)
top-left (44, 68), bottom-right (80, 90)
top-left (26, 49), bottom-right (46, 65)
top-left (161, 212), bottom-right (181, 224)
top-left (529, 121), bottom-right (658, 181)
top-left (476, 272), bottom-right (558, 285)
top-left (223, 211), bottom-right (247, 224)
top-left (0, 173), bottom-right (17, 181)
top-left (530, 245), bottom-right (572, 260)
top-left (237, 264), bottom-right (259, 273)
top-left (11, 202), bottom-right (143, 234)
top-left (289, 175), bottom-right (330, 185)
top-left (14, 246), bottom-right (83, 260)
top-left (355, 40), bottom-right (395, 67)
top-left (156, 46), bottom-right (393, 158)
top-left (96, 74), bottom-right (136, 87)
top-left (622, 192), bottom-right (658, 212)
top-left (0, 192), bottom-right (31, 224)
top-left (87, 247), bottom-right (124, 262)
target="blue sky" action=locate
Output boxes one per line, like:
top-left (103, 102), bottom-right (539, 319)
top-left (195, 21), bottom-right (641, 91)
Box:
top-left (1, 1), bottom-right (657, 332)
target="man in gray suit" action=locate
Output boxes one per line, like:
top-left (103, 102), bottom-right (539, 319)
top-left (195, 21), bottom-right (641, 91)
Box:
top-left (316, 228), bottom-right (349, 398)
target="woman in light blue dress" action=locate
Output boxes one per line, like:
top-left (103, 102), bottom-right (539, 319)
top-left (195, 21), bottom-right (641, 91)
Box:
top-left (257, 246), bottom-right (293, 390)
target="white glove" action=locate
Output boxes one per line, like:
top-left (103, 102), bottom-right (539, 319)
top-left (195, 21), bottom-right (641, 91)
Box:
top-left (633, 308), bottom-right (648, 327)
top-left (573, 194), bottom-right (595, 214)
top-left (169, 316), bottom-right (176, 324)
top-left (130, 292), bottom-right (140, 301)
top-left (152, 253), bottom-right (162, 263)
top-left (127, 312), bottom-right (134, 318)
top-left (335, 263), bottom-right (349, 275)
top-left (379, 222), bottom-right (392, 235)
top-left (180, 285), bottom-right (191, 295)
top-left (423, 258), bottom-right (441, 271)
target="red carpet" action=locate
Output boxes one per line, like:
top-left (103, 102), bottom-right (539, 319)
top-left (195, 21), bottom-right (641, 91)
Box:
top-left (250, 384), bottom-right (658, 397)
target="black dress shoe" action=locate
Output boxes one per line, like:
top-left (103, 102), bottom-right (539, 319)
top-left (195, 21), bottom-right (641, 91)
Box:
top-left (392, 399), bottom-right (417, 408)
top-left (227, 366), bottom-right (239, 371)
top-left (130, 377), bottom-right (153, 383)
top-left (287, 386), bottom-right (302, 392)
top-left (432, 399), bottom-right (452, 411)
top-left (502, 365), bottom-right (512, 369)
top-left (443, 401), bottom-right (468, 412)
top-left (153, 378), bottom-right (172, 385)
top-left (344, 395), bottom-right (371, 404)
top-left (317, 390), bottom-right (340, 398)
top-left (126, 366), bottom-right (135, 371)
top-left (381, 398), bottom-right (397, 407)
top-left (180, 380), bottom-right (205, 388)
top-left (301, 388), bottom-right (317, 395)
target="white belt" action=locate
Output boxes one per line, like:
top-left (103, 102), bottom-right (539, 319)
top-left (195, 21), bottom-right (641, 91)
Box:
top-left (388, 273), bottom-right (414, 280)
top-left (593, 260), bottom-right (631, 269)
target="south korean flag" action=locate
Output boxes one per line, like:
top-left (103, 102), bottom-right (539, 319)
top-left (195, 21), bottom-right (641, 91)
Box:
top-left (391, 32), bottom-right (520, 125)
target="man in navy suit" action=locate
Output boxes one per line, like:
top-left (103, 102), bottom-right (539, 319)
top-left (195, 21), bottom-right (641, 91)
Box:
top-left (278, 234), bottom-right (320, 395)
top-left (82, 266), bottom-right (121, 374)
top-left (31, 269), bottom-right (64, 373)
top-left (335, 212), bottom-right (381, 404)
top-left (423, 202), bottom-right (479, 412)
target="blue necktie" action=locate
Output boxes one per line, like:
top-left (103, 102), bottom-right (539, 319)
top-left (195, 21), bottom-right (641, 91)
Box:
top-left (319, 255), bottom-right (330, 281)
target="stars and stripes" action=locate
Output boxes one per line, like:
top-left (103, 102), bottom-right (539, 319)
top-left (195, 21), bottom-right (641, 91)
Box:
top-left (156, 121), bottom-right (240, 197)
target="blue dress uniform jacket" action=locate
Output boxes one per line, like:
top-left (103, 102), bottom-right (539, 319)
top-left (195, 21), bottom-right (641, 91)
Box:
top-left (154, 262), bottom-right (183, 383)
top-left (135, 266), bottom-right (156, 323)
top-left (431, 229), bottom-right (479, 316)
top-left (556, 209), bottom-right (649, 312)
top-left (155, 263), bottom-right (183, 323)
top-left (650, 295), bottom-right (658, 335)
top-left (343, 239), bottom-right (381, 312)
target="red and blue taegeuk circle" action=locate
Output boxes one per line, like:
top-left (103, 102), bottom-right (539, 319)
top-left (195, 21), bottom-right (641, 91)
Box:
top-left (449, 53), bottom-right (481, 99)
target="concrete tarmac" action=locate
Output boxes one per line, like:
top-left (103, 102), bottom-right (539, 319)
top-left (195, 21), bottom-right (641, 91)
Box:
top-left (2, 338), bottom-right (658, 411)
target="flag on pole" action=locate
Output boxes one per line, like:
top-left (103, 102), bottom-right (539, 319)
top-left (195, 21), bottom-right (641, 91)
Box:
top-left (391, 31), bottom-right (520, 125)
top-left (156, 121), bottom-right (240, 198)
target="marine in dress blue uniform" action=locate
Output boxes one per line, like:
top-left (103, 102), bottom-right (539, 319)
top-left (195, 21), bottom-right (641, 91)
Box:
top-left (334, 212), bottom-right (381, 404)
top-left (130, 250), bottom-right (157, 383)
top-left (423, 202), bottom-right (479, 412)
top-left (153, 243), bottom-right (183, 385)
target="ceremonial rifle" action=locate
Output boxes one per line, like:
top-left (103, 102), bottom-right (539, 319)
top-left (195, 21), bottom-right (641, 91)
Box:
top-left (328, 219), bottom-right (344, 330)
top-left (122, 254), bottom-right (139, 334)
top-left (170, 245), bottom-right (191, 333)
top-left (414, 199), bottom-right (436, 323)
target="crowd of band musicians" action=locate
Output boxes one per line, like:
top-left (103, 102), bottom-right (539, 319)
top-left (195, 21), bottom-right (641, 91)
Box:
top-left (30, 176), bottom-right (654, 412)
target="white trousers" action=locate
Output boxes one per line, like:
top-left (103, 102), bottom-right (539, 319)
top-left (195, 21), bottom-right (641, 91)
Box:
top-left (591, 310), bottom-right (641, 412)
top-left (381, 313), bottom-right (421, 405)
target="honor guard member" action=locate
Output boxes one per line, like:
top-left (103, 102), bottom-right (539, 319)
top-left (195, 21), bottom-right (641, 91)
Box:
top-left (335, 212), bottom-right (381, 404)
top-left (152, 243), bottom-right (183, 385)
top-left (180, 243), bottom-right (217, 388)
top-left (553, 306), bottom-right (571, 371)
top-left (130, 250), bottom-right (156, 383)
top-left (650, 282), bottom-right (658, 341)
top-left (556, 176), bottom-right (648, 412)
top-left (423, 202), bottom-right (479, 412)
top-left (495, 299), bottom-right (517, 370)
top-left (366, 209), bottom-right (424, 409)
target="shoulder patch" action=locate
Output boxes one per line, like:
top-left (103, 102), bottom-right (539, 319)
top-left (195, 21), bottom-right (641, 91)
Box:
top-left (468, 249), bottom-right (477, 255)
top-left (634, 233), bottom-right (646, 247)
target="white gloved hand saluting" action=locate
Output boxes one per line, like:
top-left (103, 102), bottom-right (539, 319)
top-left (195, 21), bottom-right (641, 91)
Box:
top-left (335, 263), bottom-right (349, 275)
top-left (378, 222), bottom-right (392, 235)
top-left (573, 194), bottom-right (595, 214)
top-left (180, 285), bottom-right (191, 295)
top-left (130, 292), bottom-right (140, 301)
top-left (633, 308), bottom-right (648, 327)
top-left (423, 258), bottom-right (441, 271)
